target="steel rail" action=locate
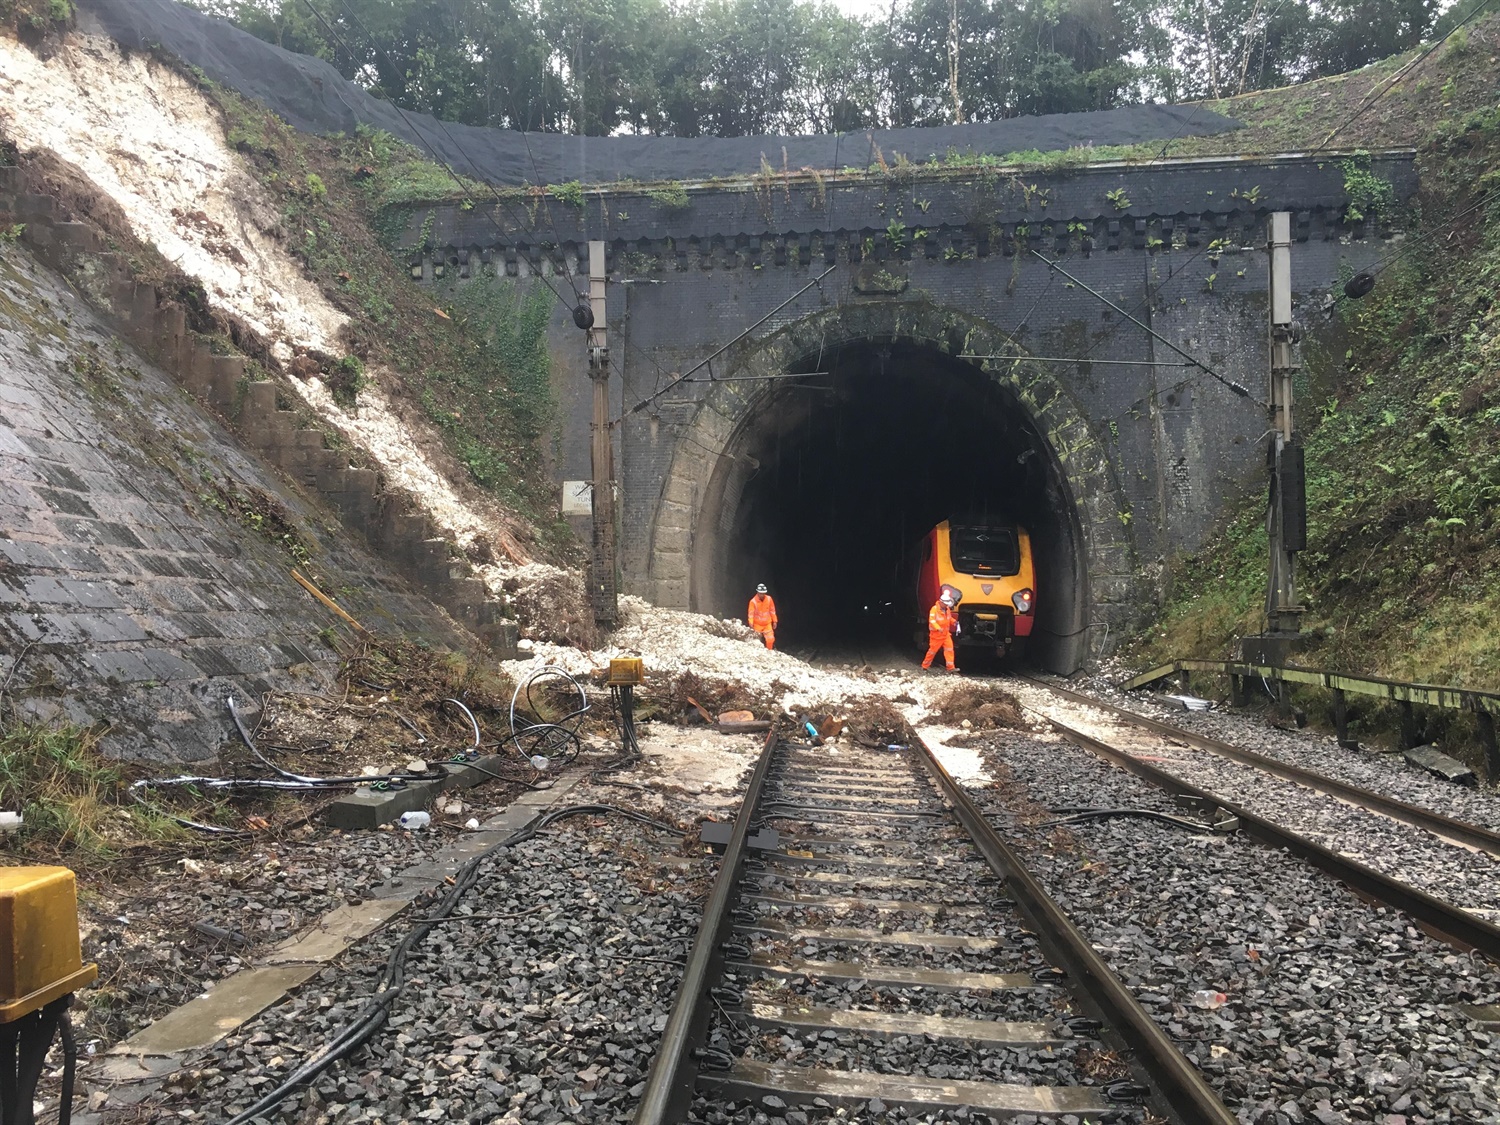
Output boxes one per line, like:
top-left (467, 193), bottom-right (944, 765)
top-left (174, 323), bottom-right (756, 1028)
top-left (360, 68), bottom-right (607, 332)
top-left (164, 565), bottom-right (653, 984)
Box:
top-left (1037, 715), bottom-right (1500, 959)
top-left (1022, 675), bottom-right (1500, 859)
top-left (909, 734), bottom-right (1238, 1125)
top-left (633, 727), bottom-right (781, 1125)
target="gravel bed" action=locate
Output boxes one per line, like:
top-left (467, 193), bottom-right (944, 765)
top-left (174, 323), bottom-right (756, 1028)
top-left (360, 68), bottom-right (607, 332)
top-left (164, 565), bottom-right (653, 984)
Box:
top-left (727, 1028), bottom-right (1091, 1088)
top-left (132, 811), bottom-right (711, 1123)
top-left (78, 823), bottom-right (448, 1049)
top-left (1011, 680), bottom-right (1500, 919)
top-left (1047, 675), bottom-right (1500, 831)
top-left (751, 875), bottom-right (995, 908)
top-left (741, 970), bottom-right (1066, 1021)
top-left (971, 729), bottom-right (1500, 1124)
top-left (687, 1095), bottom-right (1139, 1124)
top-left (762, 860), bottom-right (988, 885)
top-left (748, 935), bottom-right (1025, 972)
top-left (751, 902), bottom-right (1013, 938)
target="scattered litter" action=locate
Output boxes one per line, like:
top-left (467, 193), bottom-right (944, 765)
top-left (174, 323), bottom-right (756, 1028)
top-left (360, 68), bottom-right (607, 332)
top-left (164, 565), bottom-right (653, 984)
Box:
top-left (0, 811), bottom-right (22, 833)
top-left (404, 759), bottom-right (429, 774)
top-left (1190, 990), bottom-right (1228, 1010)
top-left (245, 816), bottom-right (271, 831)
top-left (179, 858), bottom-right (205, 876)
top-left (718, 710), bottom-right (755, 723)
top-left (396, 811), bottom-right (431, 830)
top-left (1163, 694), bottom-right (1214, 711)
top-left (439, 800), bottom-right (464, 816)
top-left (464, 818), bottom-right (481, 830)
top-left (685, 697), bottom-right (715, 724)
top-left (530, 755), bottom-right (552, 771)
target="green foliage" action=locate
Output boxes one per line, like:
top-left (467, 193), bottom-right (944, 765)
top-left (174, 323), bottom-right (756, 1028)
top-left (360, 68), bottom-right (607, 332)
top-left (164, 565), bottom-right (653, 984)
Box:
top-left (328, 355), bottom-right (367, 408)
top-left (305, 172), bottom-right (327, 200)
top-left (551, 181), bottom-right (585, 208)
top-left (448, 279), bottom-right (555, 442)
top-left (1134, 108), bottom-right (1500, 693)
top-left (646, 183), bottom-right (691, 211)
top-left (194, 0), bottom-right (1454, 137)
top-left (0, 719), bottom-right (180, 856)
top-left (0, 224), bottom-right (23, 243)
top-left (1105, 187), bottom-right (1132, 211)
top-left (1341, 153), bottom-right (1396, 223)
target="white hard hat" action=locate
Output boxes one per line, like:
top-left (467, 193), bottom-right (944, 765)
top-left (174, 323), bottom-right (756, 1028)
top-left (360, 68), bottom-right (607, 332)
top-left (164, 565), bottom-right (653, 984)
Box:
top-left (756, 583), bottom-right (768, 594)
top-left (939, 592), bottom-right (955, 607)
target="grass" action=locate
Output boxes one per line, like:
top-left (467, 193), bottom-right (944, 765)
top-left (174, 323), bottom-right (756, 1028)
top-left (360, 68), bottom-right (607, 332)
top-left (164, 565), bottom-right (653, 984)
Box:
top-left (1128, 101), bottom-right (1500, 704)
top-left (0, 718), bottom-right (184, 858)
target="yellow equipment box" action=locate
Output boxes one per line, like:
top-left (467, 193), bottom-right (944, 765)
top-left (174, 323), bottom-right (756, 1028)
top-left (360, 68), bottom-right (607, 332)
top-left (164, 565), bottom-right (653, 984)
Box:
top-left (606, 657), bottom-right (644, 685)
top-left (0, 867), bottom-right (97, 1023)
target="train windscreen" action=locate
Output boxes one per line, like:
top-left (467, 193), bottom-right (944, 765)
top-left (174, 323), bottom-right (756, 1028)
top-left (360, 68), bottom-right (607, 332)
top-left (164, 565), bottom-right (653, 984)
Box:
top-left (950, 526), bottom-right (1020, 575)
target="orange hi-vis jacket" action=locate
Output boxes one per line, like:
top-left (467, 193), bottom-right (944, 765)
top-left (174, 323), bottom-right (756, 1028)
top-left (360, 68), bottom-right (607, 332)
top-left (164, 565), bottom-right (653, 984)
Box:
top-left (928, 601), bottom-right (958, 637)
top-left (748, 594), bottom-right (778, 632)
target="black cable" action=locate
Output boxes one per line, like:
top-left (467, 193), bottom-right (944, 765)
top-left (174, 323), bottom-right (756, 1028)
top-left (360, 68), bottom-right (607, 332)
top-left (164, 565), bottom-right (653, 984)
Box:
top-left (507, 665), bottom-right (591, 764)
top-left (220, 802), bottom-right (680, 1125)
top-left (1040, 807), bottom-right (1219, 832)
top-left (227, 697), bottom-right (443, 787)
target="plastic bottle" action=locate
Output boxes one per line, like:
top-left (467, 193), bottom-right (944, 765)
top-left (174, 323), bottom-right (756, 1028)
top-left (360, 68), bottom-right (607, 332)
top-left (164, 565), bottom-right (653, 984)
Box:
top-left (0, 811), bottom-right (21, 833)
top-left (530, 754), bottom-right (551, 772)
top-left (804, 721), bottom-right (822, 745)
top-left (1191, 990), bottom-right (1228, 1010)
top-left (397, 810), bottom-right (431, 830)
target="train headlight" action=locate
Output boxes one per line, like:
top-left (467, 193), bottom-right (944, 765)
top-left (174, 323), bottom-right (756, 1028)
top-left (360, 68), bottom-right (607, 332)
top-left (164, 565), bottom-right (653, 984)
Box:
top-left (1011, 588), bottom-right (1034, 614)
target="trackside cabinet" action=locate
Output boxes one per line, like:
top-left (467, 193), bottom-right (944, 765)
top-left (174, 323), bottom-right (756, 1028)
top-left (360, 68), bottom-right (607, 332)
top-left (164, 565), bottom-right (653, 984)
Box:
top-left (0, 867), bottom-right (97, 1124)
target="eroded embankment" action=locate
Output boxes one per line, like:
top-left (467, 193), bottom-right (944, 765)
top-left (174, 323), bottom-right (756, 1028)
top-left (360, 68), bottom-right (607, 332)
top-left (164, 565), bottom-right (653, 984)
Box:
top-left (0, 238), bottom-right (477, 760)
top-left (0, 23), bottom-right (578, 620)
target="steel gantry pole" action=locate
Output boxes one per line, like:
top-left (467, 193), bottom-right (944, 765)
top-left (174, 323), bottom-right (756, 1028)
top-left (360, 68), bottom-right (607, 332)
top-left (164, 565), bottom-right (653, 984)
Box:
top-left (587, 240), bottom-right (619, 626)
top-left (1264, 212), bottom-right (1306, 639)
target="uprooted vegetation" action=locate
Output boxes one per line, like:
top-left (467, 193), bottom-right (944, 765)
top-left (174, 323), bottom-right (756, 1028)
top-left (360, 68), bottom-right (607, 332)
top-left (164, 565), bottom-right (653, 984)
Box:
top-left (656, 671), bottom-right (784, 725)
top-left (0, 632), bottom-right (568, 859)
top-left (927, 682), bottom-right (1026, 730)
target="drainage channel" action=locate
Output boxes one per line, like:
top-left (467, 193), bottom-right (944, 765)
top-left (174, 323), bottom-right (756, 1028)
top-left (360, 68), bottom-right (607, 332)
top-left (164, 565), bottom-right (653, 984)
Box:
top-left (633, 728), bottom-right (1236, 1124)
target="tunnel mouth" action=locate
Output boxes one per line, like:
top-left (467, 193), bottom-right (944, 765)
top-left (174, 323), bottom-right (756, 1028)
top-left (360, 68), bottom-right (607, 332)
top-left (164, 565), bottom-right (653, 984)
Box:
top-left (692, 339), bottom-right (1089, 671)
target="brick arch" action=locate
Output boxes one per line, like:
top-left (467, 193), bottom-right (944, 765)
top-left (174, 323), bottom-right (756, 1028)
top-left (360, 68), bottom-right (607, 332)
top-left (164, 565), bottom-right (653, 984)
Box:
top-left (645, 299), bottom-right (1135, 671)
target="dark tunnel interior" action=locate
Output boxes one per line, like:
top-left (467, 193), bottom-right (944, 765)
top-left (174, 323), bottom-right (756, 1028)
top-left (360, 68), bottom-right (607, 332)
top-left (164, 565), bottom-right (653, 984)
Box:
top-left (694, 341), bottom-right (1088, 671)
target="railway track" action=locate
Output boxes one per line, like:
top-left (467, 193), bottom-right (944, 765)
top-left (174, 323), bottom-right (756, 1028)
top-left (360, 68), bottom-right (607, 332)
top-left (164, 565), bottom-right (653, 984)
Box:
top-left (634, 728), bottom-right (1237, 1125)
top-left (1017, 674), bottom-right (1500, 958)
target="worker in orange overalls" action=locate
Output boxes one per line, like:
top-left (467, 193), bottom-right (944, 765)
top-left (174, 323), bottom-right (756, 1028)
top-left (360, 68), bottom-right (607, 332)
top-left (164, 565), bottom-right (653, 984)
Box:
top-left (747, 583), bottom-right (778, 649)
top-left (921, 587), bottom-right (961, 672)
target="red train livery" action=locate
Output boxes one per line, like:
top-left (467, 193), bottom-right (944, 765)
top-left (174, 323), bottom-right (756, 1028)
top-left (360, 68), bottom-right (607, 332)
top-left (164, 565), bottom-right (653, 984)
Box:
top-left (912, 520), bottom-right (1035, 659)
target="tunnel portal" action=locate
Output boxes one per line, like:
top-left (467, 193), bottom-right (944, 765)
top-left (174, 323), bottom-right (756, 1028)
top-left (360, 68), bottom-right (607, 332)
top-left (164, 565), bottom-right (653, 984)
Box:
top-left (693, 341), bottom-right (1086, 668)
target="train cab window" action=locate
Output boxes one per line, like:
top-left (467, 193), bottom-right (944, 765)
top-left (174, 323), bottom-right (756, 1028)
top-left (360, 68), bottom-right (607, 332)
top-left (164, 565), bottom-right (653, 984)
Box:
top-left (950, 527), bottom-right (1019, 575)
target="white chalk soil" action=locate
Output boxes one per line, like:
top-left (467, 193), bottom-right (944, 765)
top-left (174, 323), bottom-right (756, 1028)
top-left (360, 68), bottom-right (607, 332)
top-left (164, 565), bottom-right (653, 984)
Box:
top-left (0, 27), bottom-right (560, 587)
top-left (511, 596), bottom-right (1019, 800)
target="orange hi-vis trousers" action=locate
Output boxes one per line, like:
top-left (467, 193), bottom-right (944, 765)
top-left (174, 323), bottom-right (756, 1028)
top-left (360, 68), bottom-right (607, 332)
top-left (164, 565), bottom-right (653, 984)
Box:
top-left (922, 630), bottom-right (954, 670)
top-left (754, 627), bottom-right (775, 650)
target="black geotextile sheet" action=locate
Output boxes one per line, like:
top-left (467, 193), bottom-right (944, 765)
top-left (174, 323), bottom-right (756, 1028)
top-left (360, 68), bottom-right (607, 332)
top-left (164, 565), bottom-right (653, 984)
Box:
top-left (83, 0), bottom-right (1240, 187)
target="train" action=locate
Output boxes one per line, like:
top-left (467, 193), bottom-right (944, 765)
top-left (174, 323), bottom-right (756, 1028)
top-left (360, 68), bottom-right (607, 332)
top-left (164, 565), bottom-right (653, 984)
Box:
top-left (906, 519), bottom-right (1035, 661)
